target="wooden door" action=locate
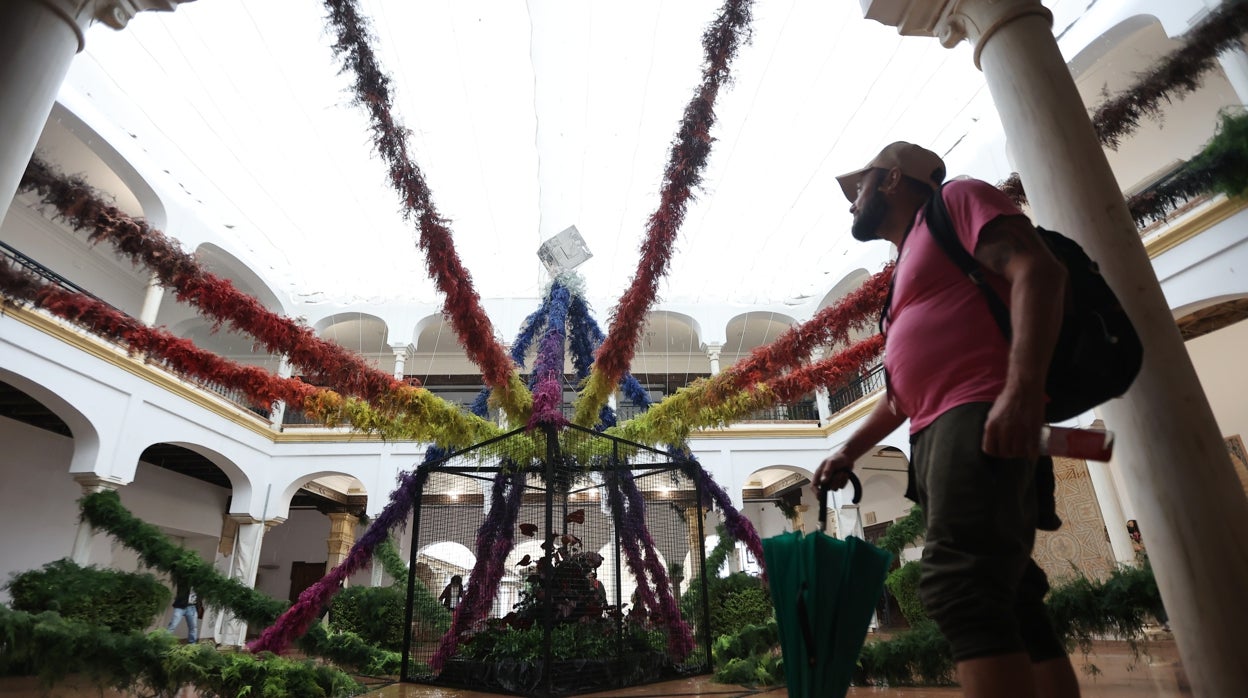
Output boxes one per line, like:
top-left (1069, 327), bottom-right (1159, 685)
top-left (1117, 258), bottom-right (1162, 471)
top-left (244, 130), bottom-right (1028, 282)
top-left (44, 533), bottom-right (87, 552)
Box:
top-left (289, 561), bottom-right (327, 603)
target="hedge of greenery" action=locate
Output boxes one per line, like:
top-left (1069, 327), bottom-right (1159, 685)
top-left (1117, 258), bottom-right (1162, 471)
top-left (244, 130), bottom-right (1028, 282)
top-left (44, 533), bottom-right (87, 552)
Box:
top-left (7, 559), bottom-right (170, 634)
top-left (0, 606), bottom-right (364, 697)
top-left (75, 490), bottom-right (401, 677)
top-left (858, 620), bottom-right (956, 686)
top-left (711, 620), bottom-right (783, 686)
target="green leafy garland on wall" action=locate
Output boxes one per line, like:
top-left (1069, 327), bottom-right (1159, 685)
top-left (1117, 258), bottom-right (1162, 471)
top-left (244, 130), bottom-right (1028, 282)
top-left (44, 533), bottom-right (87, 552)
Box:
top-left (77, 490), bottom-right (400, 675)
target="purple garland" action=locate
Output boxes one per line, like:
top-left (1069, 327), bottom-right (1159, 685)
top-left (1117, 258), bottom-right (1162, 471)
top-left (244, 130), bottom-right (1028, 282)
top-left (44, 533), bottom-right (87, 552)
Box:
top-left (688, 459), bottom-right (765, 582)
top-left (430, 468), bottom-right (526, 670)
top-left (249, 462), bottom-right (432, 653)
top-left (603, 470), bottom-right (663, 619)
top-left (616, 469), bottom-right (696, 659)
top-left (528, 284), bottom-right (571, 428)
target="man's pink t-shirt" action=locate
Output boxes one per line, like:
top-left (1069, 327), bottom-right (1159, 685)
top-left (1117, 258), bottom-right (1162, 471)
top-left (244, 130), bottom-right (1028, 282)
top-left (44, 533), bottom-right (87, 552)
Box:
top-left (883, 178), bottom-right (1024, 433)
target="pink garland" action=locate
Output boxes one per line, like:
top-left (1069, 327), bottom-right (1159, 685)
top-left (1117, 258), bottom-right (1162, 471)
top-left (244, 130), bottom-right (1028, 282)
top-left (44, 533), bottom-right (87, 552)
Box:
top-left (0, 260), bottom-right (320, 410)
top-left (589, 0), bottom-right (754, 393)
top-left (322, 0), bottom-right (517, 401)
top-left (18, 159), bottom-right (410, 402)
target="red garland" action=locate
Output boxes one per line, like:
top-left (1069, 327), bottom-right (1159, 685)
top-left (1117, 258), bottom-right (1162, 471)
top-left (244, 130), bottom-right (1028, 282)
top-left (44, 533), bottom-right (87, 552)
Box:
top-left (706, 265), bottom-right (892, 404)
top-left (0, 260), bottom-right (320, 410)
top-left (592, 0), bottom-right (754, 388)
top-left (18, 159), bottom-right (408, 403)
top-left (321, 0), bottom-right (516, 398)
top-left (764, 334), bottom-right (885, 403)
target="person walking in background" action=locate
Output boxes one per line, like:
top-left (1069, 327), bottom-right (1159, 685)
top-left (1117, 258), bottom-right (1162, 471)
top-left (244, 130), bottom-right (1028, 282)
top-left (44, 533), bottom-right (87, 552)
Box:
top-left (166, 574), bottom-right (199, 643)
top-left (812, 142), bottom-right (1079, 697)
top-left (439, 574), bottom-right (464, 611)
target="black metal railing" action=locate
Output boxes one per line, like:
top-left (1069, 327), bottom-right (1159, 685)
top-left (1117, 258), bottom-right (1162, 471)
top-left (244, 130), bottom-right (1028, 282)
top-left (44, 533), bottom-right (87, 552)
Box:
top-left (826, 363), bottom-right (886, 415)
top-left (2, 241), bottom-right (272, 421)
top-left (745, 401), bottom-right (820, 421)
top-left (1, 240), bottom-right (113, 308)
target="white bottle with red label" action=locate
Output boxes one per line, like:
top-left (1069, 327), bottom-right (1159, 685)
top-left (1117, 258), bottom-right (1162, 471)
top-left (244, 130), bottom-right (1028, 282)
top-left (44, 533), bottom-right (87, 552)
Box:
top-left (1040, 426), bottom-right (1115, 462)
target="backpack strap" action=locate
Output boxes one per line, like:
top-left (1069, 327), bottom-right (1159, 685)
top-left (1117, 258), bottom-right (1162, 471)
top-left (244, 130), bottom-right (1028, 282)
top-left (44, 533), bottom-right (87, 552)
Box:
top-left (925, 184), bottom-right (1013, 341)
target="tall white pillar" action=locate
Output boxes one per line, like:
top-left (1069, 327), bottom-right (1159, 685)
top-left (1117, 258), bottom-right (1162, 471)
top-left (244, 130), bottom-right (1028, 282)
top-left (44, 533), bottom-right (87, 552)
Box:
top-left (69, 474), bottom-right (125, 564)
top-left (859, 1), bottom-right (1248, 693)
top-left (138, 272), bottom-right (164, 325)
top-left (215, 516), bottom-right (277, 647)
top-left (1085, 419), bottom-right (1135, 564)
top-left (0, 0), bottom-right (190, 228)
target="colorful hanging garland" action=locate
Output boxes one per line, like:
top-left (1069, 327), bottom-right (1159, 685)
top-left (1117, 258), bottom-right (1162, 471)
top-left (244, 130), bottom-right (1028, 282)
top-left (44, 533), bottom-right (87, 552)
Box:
top-left (321, 0), bottom-right (527, 421)
top-left (0, 259), bottom-right (322, 411)
top-left (574, 0), bottom-right (755, 427)
top-left (429, 468), bottom-right (526, 670)
top-left (610, 334), bottom-right (885, 446)
top-left (18, 159), bottom-right (410, 403)
top-left (251, 463), bottom-right (434, 654)
top-left (527, 283), bottom-right (571, 428)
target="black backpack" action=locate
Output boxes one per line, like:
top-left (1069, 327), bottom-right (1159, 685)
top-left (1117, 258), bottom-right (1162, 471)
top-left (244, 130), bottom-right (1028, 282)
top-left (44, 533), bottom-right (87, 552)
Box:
top-left (923, 184), bottom-right (1143, 422)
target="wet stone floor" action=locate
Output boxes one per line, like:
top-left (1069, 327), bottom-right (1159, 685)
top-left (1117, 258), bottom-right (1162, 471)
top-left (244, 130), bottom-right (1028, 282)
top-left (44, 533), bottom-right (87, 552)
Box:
top-left (0, 640), bottom-right (1189, 697)
top-left (368, 640), bottom-right (1190, 698)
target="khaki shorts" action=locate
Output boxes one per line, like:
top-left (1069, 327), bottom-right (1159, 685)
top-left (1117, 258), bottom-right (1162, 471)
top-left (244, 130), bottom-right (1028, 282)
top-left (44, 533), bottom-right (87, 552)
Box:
top-left (909, 402), bottom-right (1066, 663)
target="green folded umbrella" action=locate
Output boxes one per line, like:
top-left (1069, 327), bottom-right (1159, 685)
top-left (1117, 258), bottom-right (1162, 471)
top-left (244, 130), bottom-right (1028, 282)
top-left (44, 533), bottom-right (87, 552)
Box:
top-left (763, 474), bottom-right (893, 698)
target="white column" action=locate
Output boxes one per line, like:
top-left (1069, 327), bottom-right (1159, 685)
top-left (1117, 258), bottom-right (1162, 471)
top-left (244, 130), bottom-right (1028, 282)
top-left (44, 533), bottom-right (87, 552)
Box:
top-left (138, 272), bottom-right (164, 325)
top-left (391, 343), bottom-right (412, 381)
top-left (268, 356), bottom-right (293, 429)
top-left (215, 516), bottom-right (277, 647)
top-left (812, 347), bottom-right (832, 425)
top-left (69, 474), bottom-right (125, 564)
top-left (1085, 418), bottom-right (1135, 564)
top-left (914, 1), bottom-right (1248, 693)
top-left (0, 0), bottom-right (190, 227)
top-left (1216, 45), bottom-right (1248, 107)
top-left (705, 343), bottom-right (723, 376)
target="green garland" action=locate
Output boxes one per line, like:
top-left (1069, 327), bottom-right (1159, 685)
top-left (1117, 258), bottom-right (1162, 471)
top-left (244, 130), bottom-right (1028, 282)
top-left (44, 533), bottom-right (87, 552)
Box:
top-left (371, 534), bottom-right (409, 583)
top-left (0, 607), bottom-right (364, 697)
top-left (77, 490), bottom-right (400, 675)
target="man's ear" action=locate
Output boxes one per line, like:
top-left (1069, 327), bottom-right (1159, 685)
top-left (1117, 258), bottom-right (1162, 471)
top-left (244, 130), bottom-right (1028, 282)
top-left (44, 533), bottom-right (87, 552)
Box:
top-left (879, 167), bottom-right (903, 194)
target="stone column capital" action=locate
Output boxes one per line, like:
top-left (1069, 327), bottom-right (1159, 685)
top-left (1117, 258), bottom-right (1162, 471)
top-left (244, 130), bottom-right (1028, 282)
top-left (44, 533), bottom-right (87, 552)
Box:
top-left (36, 0), bottom-right (193, 52)
top-left (227, 513), bottom-right (285, 528)
top-left (859, 0), bottom-right (1051, 69)
top-left (93, 0), bottom-right (193, 31)
top-left (72, 473), bottom-right (126, 493)
top-left (936, 0), bottom-right (1051, 68)
top-left (390, 343), bottom-right (415, 357)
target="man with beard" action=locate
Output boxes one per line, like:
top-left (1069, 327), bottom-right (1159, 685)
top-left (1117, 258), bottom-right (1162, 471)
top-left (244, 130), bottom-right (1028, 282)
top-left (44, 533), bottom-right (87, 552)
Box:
top-left (812, 142), bottom-right (1079, 697)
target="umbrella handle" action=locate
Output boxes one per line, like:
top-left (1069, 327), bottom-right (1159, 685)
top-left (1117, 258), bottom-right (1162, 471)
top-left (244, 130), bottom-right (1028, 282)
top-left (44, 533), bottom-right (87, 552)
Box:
top-left (818, 470), bottom-right (862, 529)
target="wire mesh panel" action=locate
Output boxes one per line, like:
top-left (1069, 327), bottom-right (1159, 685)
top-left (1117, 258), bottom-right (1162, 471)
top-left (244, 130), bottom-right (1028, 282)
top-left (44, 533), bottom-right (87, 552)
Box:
top-left (402, 425), bottom-right (712, 696)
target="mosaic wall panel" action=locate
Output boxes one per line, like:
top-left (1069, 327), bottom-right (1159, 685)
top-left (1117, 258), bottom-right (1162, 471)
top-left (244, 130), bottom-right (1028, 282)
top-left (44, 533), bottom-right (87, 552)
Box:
top-left (1033, 456), bottom-right (1116, 583)
top-left (1226, 435), bottom-right (1248, 499)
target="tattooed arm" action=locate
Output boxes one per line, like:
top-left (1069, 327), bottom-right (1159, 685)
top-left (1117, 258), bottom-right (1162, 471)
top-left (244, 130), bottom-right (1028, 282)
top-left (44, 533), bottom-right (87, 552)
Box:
top-left (974, 214), bottom-right (1067, 459)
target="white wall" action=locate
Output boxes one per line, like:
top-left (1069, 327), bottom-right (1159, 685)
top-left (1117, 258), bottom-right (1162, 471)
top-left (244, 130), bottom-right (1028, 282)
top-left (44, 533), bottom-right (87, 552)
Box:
top-left (0, 418), bottom-right (79, 603)
top-left (1186, 318), bottom-right (1248, 445)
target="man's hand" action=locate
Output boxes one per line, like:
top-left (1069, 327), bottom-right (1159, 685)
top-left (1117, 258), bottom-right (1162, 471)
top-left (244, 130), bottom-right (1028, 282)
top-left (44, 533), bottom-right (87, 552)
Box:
top-left (982, 385), bottom-right (1044, 460)
top-left (812, 450), bottom-right (856, 494)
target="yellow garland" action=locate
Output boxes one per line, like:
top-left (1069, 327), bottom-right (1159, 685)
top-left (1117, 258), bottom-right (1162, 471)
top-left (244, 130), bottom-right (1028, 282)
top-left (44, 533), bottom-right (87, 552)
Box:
top-left (490, 371), bottom-right (535, 426)
top-left (608, 382), bottom-right (777, 446)
top-left (571, 371), bottom-right (615, 428)
top-left (302, 386), bottom-right (502, 448)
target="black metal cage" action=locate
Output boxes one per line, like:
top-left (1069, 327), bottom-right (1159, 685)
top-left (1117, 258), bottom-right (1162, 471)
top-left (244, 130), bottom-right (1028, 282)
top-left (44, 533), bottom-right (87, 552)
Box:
top-left (401, 424), bottom-right (713, 696)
